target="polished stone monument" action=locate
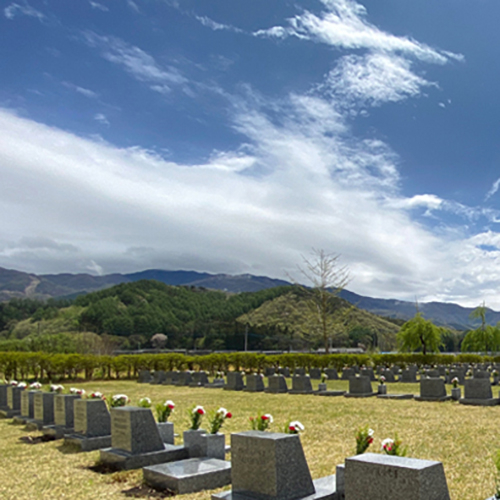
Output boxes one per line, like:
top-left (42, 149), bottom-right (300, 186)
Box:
top-left (344, 376), bottom-right (375, 398)
top-left (415, 378), bottom-right (451, 402)
top-left (43, 393), bottom-right (81, 439)
top-left (459, 378), bottom-right (500, 406)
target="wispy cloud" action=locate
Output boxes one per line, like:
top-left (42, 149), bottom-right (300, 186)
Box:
top-left (4, 1), bottom-right (45, 22)
top-left (126, 1), bottom-right (141, 14)
top-left (195, 15), bottom-right (243, 33)
top-left (486, 177), bottom-right (500, 201)
top-left (62, 81), bottom-right (99, 99)
top-left (89, 1), bottom-right (109, 12)
top-left (82, 32), bottom-right (189, 95)
top-left (94, 113), bottom-right (110, 126)
top-left (253, 0), bottom-right (462, 64)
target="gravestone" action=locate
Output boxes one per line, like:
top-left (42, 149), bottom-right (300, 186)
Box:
top-left (176, 371), bottom-right (194, 386)
top-left (43, 393), bottom-right (81, 439)
top-left (278, 367), bottom-right (290, 377)
top-left (448, 370), bottom-right (465, 385)
top-left (1, 385), bottom-right (24, 418)
top-left (342, 453), bottom-right (450, 500)
top-left (266, 375), bottom-right (288, 393)
top-left (212, 431), bottom-right (336, 500)
top-left (360, 368), bottom-right (376, 381)
top-left (163, 371), bottom-right (180, 385)
top-left (341, 368), bottom-right (355, 380)
top-left (309, 368), bottom-right (322, 379)
top-left (459, 378), bottom-right (499, 406)
top-left (138, 370), bottom-right (152, 383)
top-left (344, 376), bottom-right (375, 398)
top-left (99, 407), bottom-right (188, 470)
top-left (289, 376), bottom-right (314, 395)
top-left (65, 398), bottom-right (112, 451)
top-left (324, 368), bottom-right (338, 380)
top-left (294, 368), bottom-right (306, 376)
top-left (26, 392), bottom-right (55, 430)
top-left (0, 384), bottom-right (8, 413)
top-left (425, 370), bottom-right (441, 379)
top-left (400, 369), bottom-right (418, 383)
top-left (473, 370), bottom-right (490, 379)
top-left (415, 379), bottom-right (451, 402)
top-left (264, 367), bottom-right (276, 377)
top-left (224, 372), bottom-right (245, 391)
top-left (379, 369), bottom-right (396, 383)
top-left (245, 374), bottom-right (265, 392)
top-left (144, 457), bottom-right (232, 494)
top-left (190, 371), bottom-right (209, 387)
top-left (151, 370), bottom-right (167, 385)
top-left (13, 390), bottom-right (39, 424)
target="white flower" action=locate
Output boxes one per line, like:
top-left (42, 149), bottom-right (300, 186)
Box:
top-left (165, 400), bottom-right (175, 408)
top-left (217, 407), bottom-right (228, 417)
top-left (90, 391), bottom-right (103, 399)
top-left (263, 413), bottom-right (273, 423)
top-left (193, 405), bottom-right (205, 415)
top-left (140, 397), bottom-right (151, 404)
top-left (368, 428), bottom-right (374, 437)
top-left (17, 382), bottom-right (27, 389)
top-left (70, 387), bottom-right (78, 394)
top-left (289, 420), bottom-right (305, 432)
top-left (30, 382), bottom-right (42, 389)
top-left (10, 380), bottom-right (18, 386)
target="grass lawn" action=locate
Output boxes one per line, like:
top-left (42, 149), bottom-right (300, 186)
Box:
top-left (0, 379), bottom-right (498, 500)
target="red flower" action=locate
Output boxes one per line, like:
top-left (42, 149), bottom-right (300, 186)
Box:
top-left (261, 415), bottom-right (269, 421)
top-left (368, 437), bottom-right (373, 444)
top-left (226, 412), bottom-right (232, 419)
top-left (289, 425), bottom-right (294, 431)
top-left (197, 408), bottom-right (204, 415)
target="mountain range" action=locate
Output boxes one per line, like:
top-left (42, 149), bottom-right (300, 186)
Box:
top-left (0, 266), bottom-right (495, 330)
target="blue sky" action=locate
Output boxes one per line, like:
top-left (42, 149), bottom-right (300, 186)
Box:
top-left (2, 0), bottom-right (500, 307)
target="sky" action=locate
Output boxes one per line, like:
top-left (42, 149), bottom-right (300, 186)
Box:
top-left (2, 1), bottom-right (500, 308)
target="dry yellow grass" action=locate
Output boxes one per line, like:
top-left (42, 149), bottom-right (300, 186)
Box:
top-left (0, 379), bottom-right (498, 500)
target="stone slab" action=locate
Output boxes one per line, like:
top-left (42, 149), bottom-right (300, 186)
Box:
top-left (266, 376), bottom-right (288, 393)
top-left (377, 394), bottom-right (414, 400)
top-left (74, 399), bottom-right (111, 438)
top-left (144, 457), bottom-right (231, 494)
top-left (64, 434), bottom-right (112, 452)
top-left (212, 475), bottom-right (336, 500)
top-left (99, 443), bottom-right (188, 471)
top-left (314, 391), bottom-right (346, 397)
top-left (344, 453), bottom-right (450, 500)
top-left (459, 398), bottom-right (500, 406)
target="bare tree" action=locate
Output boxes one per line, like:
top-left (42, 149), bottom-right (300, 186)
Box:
top-left (293, 249), bottom-right (350, 353)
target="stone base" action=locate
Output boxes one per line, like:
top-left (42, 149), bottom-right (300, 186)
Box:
top-left (25, 420), bottom-right (46, 431)
top-left (288, 390), bottom-right (315, 395)
top-left (99, 444), bottom-right (188, 471)
top-left (314, 391), bottom-right (345, 397)
top-left (376, 394), bottom-right (414, 400)
top-left (212, 474), bottom-right (336, 500)
top-left (205, 384), bottom-right (226, 389)
top-left (265, 389), bottom-right (288, 394)
top-left (243, 388), bottom-right (265, 392)
top-left (414, 396), bottom-right (452, 402)
top-left (12, 415), bottom-right (30, 425)
top-left (144, 457), bottom-right (231, 494)
top-left (65, 433), bottom-right (112, 452)
top-left (0, 409), bottom-right (20, 418)
top-left (344, 393), bottom-right (376, 398)
top-left (459, 398), bottom-right (500, 406)
top-left (42, 425), bottom-right (73, 440)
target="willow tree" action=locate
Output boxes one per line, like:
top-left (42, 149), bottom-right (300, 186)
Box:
top-left (461, 302), bottom-right (500, 353)
top-left (396, 313), bottom-right (443, 355)
top-left (293, 249), bottom-right (350, 354)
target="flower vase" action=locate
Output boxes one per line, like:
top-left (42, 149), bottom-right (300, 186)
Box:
top-left (183, 429), bottom-right (206, 457)
top-left (378, 384), bottom-right (387, 395)
top-left (451, 387), bottom-right (461, 401)
top-left (318, 383), bottom-right (327, 392)
top-left (494, 376), bottom-right (499, 386)
top-left (157, 422), bottom-right (174, 444)
top-left (202, 432), bottom-right (225, 460)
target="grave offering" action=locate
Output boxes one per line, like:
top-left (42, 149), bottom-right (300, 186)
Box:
top-left (289, 375), bottom-right (314, 395)
top-left (144, 457), bottom-right (231, 494)
top-left (137, 370), bottom-right (152, 383)
top-left (459, 378), bottom-right (500, 406)
top-left (342, 453), bottom-right (450, 500)
top-left (43, 393), bottom-right (81, 439)
top-left (13, 390), bottom-right (40, 425)
top-left (415, 379), bottom-right (451, 402)
top-left (26, 392), bottom-right (55, 430)
top-left (266, 375), bottom-right (289, 393)
top-left (65, 398), bottom-right (112, 451)
top-left (212, 431), bottom-right (336, 500)
top-left (344, 376), bottom-right (375, 398)
top-left (224, 372), bottom-right (245, 391)
top-left (379, 369), bottom-right (396, 383)
top-left (99, 407), bottom-right (188, 470)
top-left (244, 374), bottom-right (265, 392)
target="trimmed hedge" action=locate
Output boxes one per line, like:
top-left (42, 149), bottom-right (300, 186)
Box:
top-left (0, 351), bottom-right (497, 381)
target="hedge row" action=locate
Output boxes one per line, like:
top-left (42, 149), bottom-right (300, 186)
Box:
top-left (1, 351), bottom-right (498, 382)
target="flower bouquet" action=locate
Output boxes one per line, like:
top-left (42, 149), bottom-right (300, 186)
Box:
top-left (355, 426), bottom-right (374, 454)
top-left (50, 384), bottom-right (64, 393)
top-left (250, 413), bottom-right (273, 431)
top-left (109, 394), bottom-right (129, 407)
top-left (156, 400), bottom-right (175, 422)
top-left (88, 391), bottom-right (105, 400)
top-left (70, 387), bottom-right (86, 396)
top-left (30, 382), bottom-right (42, 390)
top-left (208, 407), bottom-right (232, 434)
top-left (451, 377), bottom-right (459, 388)
top-left (138, 397), bottom-right (152, 408)
top-left (189, 405), bottom-right (206, 430)
top-left (286, 420), bottom-right (304, 434)
top-left (381, 435), bottom-right (407, 456)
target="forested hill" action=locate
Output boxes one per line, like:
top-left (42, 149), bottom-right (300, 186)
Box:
top-left (0, 280), bottom-right (399, 352)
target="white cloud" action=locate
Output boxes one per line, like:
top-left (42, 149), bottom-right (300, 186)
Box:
top-left (4, 2), bottom-right (45, 21)
top-left (323, 53), bottom-right (433, 106)
top-left (253, 0), bottom-right (462, 65)
top-left (196, 16), bottom-right (243, 33)
top-left (62, 81), bottom-right (99, 99)
top-left (83, 32), bottom-right (189, 94)
top-left (89, 2), bottom-right (109, 12)
top-left (94, 113), bottom-right (110, 126)
top-left (486, 177), bottom-right (500, 201)
top-left (127, 0), bottom-right (140, 14)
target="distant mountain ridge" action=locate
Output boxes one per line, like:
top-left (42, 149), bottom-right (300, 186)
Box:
top-left (0, 266), bottom-right (495, 330)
